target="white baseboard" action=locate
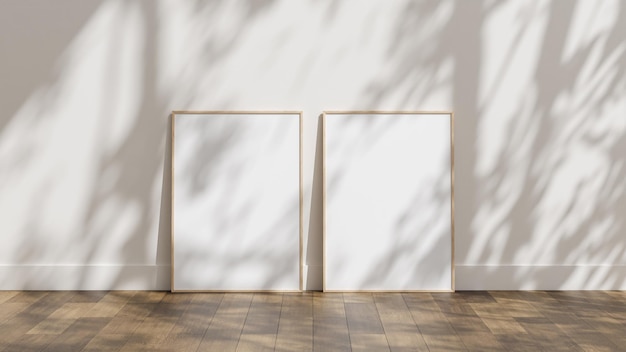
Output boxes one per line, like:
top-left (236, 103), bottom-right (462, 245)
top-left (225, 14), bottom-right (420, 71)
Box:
top-left (455, 265), bottom-right (626, 290)
top-left (0, 264), bottom-right (171, 290)
top-left (3, 264), bottom-right (624, 291)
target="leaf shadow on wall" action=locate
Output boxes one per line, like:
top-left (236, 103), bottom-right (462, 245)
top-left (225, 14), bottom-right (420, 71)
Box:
top-left (360, 0), bottom-right (626, 289)
top-left (0, 0), bottom-right (281, 289)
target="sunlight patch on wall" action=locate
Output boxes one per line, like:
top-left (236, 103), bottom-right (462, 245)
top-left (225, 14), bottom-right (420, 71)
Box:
top-left (0, 0), bottom-right (144, 264)
top-left (466, 0), bottom-right (626, 270)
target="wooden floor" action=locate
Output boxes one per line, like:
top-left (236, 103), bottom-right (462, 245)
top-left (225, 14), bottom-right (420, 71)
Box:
top-left (0, 291), bottom-right (624, 351)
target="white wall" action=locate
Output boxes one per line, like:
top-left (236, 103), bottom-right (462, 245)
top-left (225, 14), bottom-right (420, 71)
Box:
top-left (0, 0), bottom-right (624, 290)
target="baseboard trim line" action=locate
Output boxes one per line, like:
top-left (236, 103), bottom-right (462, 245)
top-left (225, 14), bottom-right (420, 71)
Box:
top-left (0, 264), bottom-right (171, 290)
top-left (455, 265), bottom-right (626, 290)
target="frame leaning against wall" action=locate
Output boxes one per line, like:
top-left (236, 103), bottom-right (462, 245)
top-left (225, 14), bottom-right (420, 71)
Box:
top-left (170, 111), bottom-right (304, 292)
top-left (322, 110), bottom-right (455, 292)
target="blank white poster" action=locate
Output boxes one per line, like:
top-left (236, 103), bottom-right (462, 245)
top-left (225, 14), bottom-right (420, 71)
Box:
top-left (172, 112), bottom-right (301, 291)
top-left (324, 112), bottom-right (453, 291)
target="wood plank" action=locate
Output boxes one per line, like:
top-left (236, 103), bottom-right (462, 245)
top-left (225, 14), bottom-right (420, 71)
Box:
top-left (154, 333), bottom-right (203, 352)
top-left (1, 334), bottom-right (55, 352)
top-left (99, 291), bottom-right (135, 303)
top-left (160, 292), bottom-right (195, 304)
top-left (196, 293), bottom-right (253, 351)
top-left (457, 332), bottom-right (504, 352)
top-left (118, 316), bottom-right (178, 351)
top-left (47, 302), bottom-right (96, 319)
top-left (15, 291), bottom-right (74, 320)
top-left (0, 290), bottom-right (624, 351)
top-left (494, 333), bottom-right (548, 352)
top-left (434, 293), bottom-right (497, 350)
top-left (562, 332), bottom-right (623, 352)
top-left (99, 315), bottom-right (144, 335)
top-left (0, 291), bottom-right (19, 304)
top-left (42, 317), bottom-right (110, 352)
top-left (403, 293), bottom-right (466, 351)
top-left (169, 293), bottom-right (223, 335)
top-left (344, 301), bottom-right (385, 334)
top-left (349, 333), bottom-right (390, 352)
top-left (83, 301), bottom-right (126, 318)
top-left (236, 334), bottom-right (276, 352)
top-left (82, 333), bottom-right (129, 352)
top-left (115, 303), bottom-right (158, 318)
top-left (343, 293), bottom-right (375, 304)
top-left (69, 291), bottom-right (108, 303)
top-left (577, 314), bottom-right (626, 348)
top-left (148, 302), bottom-right (188, 318)
top-left (312, 292), bottom-right (350, 352)
top-left (545, 312), bottom-right (622, 351)
top-left (373, 293), bottom-right (429, 351)
top-left (515, 316), bottom-right (582, 352)
top-left (6, 291), bottom-right (49, 304)
top-left (275, 293), bottom-right (313, 352)
top-left (0, 315), bottom-right (47, 347)
top-left (476, 316), bottom-right (527, 335)
top-left (236, 293), bottom-right (283, 351)
top-left (133, 316), bottom-right (177, 341)
top-left (0, 302), bottom-right (29, 323)
top-left (343, 294), bottom-right (390, 351)
top-left (127, 291), bottom-right (165, 304)
top-left (26, 318), bottom-right (76, 335)
top-left (239, 294), bottom-right (283, 334)
top-left (98, 301), bottom-right (158, 336)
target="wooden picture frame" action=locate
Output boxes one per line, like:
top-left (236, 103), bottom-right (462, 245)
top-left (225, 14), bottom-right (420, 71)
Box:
top-left (171, 111), bottom-right (303, 292)
top-left (322, 111), bottom-right (455, 292)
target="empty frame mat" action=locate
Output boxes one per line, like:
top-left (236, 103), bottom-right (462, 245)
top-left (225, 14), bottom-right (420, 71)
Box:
top-left (172, 112), bottom-right (301, 291)
top-left (324, 112), bottom-right (454, 291)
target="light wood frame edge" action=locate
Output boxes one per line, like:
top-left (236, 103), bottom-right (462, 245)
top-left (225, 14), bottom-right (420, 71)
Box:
top-left (299, 112), bottom-right (304, 291)
top-left (322, 113), bottom-right (327, 292)
top-left (322, 110), bottom-right (452, 115)
top-left (450, 112), bottom-right (455, 291)
top-left (170, 110), bottom-right (304, 293)
top-left (321, 110), bottom-right (455, 293)
top-left (172, 110), bottom-right (301, 115)
top-left (170, 113), bottom-right (176, 291)
top-left (323, 290), bottom-right (455, 293)
top-left (171, 290), bottom-right (304, 293)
